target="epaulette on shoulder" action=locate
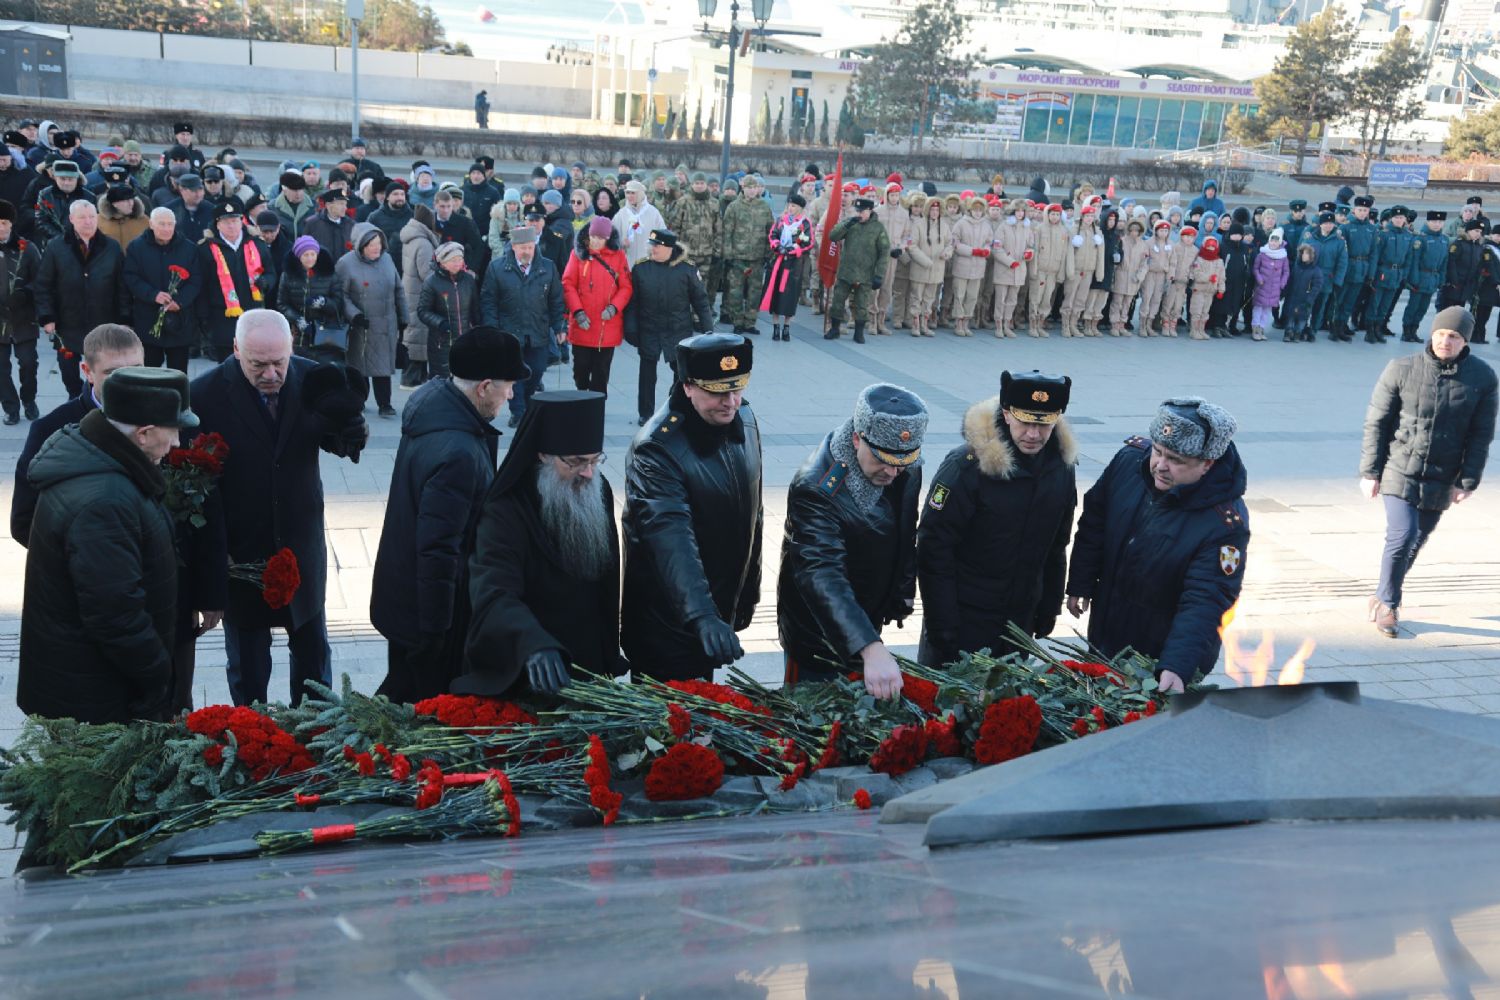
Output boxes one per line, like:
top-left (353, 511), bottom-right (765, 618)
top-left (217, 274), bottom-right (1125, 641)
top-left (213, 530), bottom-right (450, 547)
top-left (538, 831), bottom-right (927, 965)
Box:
top-left (1123, 435), bottom-right (1150, 450)
top-left (656, 413), bottom-right (681, 436)
top-left (818, 460), bottom-right (847, 495)
top-left (1215, 501), bottom-right (1246, 529)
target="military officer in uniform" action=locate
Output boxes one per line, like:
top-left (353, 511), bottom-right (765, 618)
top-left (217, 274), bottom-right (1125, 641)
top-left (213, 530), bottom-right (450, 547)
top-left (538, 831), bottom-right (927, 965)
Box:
top-left (1307, 209), bottom-right (1348, 337)
top-left (917, 371), bottom-right (1078, 667)
top-left (824, 196), bottom-right (891, 345)
top-left (621, 333), bottom-right (763, 681)
top-left (720, 174), bottom-right (774, 337)
top-left (1366, 204), bottom-right (1417, 342)
top-left (1281, 199), bottom-right (1310, 259)
top-left (1443, 219), bottom-right (1494, 347)
top-left (1402, 211), bottom-right (1450, 343)
top-left (779, 383), bottom-right (927, 698)
top-left (1335, 194), bottom-right (1379, 340)
top-left (1065, 397), bottom-right (1249, 694)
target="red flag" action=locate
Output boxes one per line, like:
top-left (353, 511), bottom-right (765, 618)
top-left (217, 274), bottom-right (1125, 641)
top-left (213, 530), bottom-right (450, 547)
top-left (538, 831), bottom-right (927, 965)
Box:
top-left (817, 151), bottom-right (844, 289)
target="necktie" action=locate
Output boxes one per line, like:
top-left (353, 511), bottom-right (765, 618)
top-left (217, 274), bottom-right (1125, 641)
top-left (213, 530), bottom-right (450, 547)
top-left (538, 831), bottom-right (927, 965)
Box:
top-left (262, 393), bottom-right (279, 421)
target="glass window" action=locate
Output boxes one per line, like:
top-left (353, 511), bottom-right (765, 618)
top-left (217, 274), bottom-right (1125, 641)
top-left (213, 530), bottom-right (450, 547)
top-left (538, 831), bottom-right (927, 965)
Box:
top-left (1155, 99), bottom-right (1182, 150)
top-left (1091, 95), bottom-right (1118, 146)
top-left (1023, 102), bottom-right (1051, 143)
top-left (1134, 98), bottom-right (1159, 148)
top-left (1114, 96), bottom-right (1138, 147)
top-left (1199, 102), bottom-right (1225, 145)
top-left (1048, 101), bottom-right (1071, 144)
top-left (1069, 94), bottom-right (1094, 145)
top-left (1179, 100), bottom-right (1204, 149)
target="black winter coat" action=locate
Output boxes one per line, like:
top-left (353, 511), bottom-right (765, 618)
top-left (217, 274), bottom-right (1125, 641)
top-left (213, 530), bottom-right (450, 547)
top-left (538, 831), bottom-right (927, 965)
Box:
top-left (1066, 438), bottom-right (1250, 682)
top-left (917, 401), bottom-right (1078, 665)
top-left (169, 197), bottom-right (216, 244)
top-left (371, 378), bottom-right (499, 672)
top-left (0, 233), bottom-right (41, 344)
top-left (123, 231), bottom-right (204, 348)
top-left (417, 267), bottom-right (481, 345)
top-left (300, 211), bottom-right (356, 265)
top-left (188, 356), bottom-right (361, 629)
top-left (778, 430), bottom-right (922, 681)
top-left (621, 390), bottom-right (763, 679)
top-left (464, 475), bottom-right (623, 694)
top-left (539, 210), bottom-right (573, 278)
top-left (0, 161), bottom-right (38, 237)
top-left (1442, 239), bottom-right (1495, 309)
top-left (276, 246), bottom-right (346, 353)
top-left (34, 230), bottom-right (129, 351)
top-left (19, 411), bottom-right (175, 723)
top-left (31, 183), bottom-right (92, 245)
top-left (480, 250), bottom-right (566, 349)
top-left (367, 203), bottom-right (412, 270)
top-left (11, 392), bottom-right (94, 545)
top-left (1361, 346), bottom-right (1498, 511)
top-left (1282, 257), bottom-right (1325, 329)
top-left (623, 245), bottom-right (712, 360)
top-left (434, 212), bottom-right (487, 275)
top-left (195, 236), bottom-right (277, 352)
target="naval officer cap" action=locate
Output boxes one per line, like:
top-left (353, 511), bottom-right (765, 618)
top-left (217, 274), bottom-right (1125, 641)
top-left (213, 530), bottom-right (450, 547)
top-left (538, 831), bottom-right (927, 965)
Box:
top-left (678, 333), bottom-right (752, 393)
top-left (854, 383), bottom-right (928, 467)
top-left (1001, 371), bottom-right (1071, 425)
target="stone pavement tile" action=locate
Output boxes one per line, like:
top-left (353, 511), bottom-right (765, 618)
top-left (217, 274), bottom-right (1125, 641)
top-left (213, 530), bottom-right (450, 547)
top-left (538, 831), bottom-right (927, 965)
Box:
top-left (1422, 695), bottom-right (1490, 714)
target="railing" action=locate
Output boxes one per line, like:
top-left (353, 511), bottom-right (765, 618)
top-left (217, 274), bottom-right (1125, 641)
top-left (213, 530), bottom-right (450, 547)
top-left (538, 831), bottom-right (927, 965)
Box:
top-left (1154, 141), bottom-right (1294, 174)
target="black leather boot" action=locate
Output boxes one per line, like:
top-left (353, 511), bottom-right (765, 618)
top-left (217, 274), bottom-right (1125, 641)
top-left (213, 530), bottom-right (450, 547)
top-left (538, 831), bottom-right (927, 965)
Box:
top-left (824, 319), bottom-right (841, 341)
top-left (853, 321), bottom-right (866, 344)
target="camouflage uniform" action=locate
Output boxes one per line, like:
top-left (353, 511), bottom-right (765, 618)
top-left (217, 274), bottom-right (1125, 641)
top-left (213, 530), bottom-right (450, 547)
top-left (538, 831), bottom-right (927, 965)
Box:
top-left (666, 188), bottom-right (722, 274)
top-left (721, 191), bottom-right (774, 331)
top-left (826, 213), bottom-right (891, 341)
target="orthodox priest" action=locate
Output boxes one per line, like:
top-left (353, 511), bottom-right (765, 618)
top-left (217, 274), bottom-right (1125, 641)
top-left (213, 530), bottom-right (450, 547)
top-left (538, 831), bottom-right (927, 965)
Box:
top-left (458, 390), bottom-right (624, 696)
top-left (621, 333), bottom-right (762, 681)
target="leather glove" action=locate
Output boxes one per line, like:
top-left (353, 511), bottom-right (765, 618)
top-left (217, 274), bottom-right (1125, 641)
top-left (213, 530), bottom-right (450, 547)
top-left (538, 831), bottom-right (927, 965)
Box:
top-left (1033, 615), bottom-right (1057, 639)
top-left (351, 313), bottom-right (369, 331)
top-left (871, 276), bottom-right (883, 290)
top-left (889, 248), bottom-right (903, 259)
top-left (254, 274), bottom-right (274, 294)
top-left (526, 648), bottom-right (571, 694)
top-left (573, 309), bottom-right (591, 330)
top-left (601, 304), bottom-right (617, 321)
top-left (693, 616), bottom-right (744, 665)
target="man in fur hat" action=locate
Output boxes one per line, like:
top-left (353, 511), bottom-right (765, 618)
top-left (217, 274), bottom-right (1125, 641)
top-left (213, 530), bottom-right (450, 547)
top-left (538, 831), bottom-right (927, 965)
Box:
top-left (1066, 397), bottom-right (1249, 693)
top-left (917, 371), bottom-right (1078, 667)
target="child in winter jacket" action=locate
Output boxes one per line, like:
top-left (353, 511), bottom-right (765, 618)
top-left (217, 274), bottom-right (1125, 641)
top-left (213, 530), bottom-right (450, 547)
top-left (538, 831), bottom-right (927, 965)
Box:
top-left (949, 196), bottom-right (991, 336)
top-left (1061, 206), bottom-right (1105, 338)
top-left (987, 198), bottom-right (1030, 338)
top-left (1187, 236), bottom-right (1226, 340)
top-left (1158, 225), bottom-right (1199, 337)
top-left (1137, 220), bottom-right (1175, 336)
top-left (1282, 243), bottom-right (1325, 343)
top-left (1108, 218), bottom-right (1150, 336)
top-left (1028, 204), bottom-right (1069, 336)
top-left (1249, 228), bottom-right (1290, 341)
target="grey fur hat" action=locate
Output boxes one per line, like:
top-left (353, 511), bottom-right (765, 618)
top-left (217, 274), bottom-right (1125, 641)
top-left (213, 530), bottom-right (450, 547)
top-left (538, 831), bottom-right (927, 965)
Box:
top-left (1149, 397), bottom-right (1236, 461)
top-left (853, 383), bottom-right (928, 466)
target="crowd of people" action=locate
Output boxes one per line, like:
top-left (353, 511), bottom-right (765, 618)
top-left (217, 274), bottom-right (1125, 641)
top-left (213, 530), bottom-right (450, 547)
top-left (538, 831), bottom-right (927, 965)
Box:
top-left (1, 119), bottom-right (1495, 728)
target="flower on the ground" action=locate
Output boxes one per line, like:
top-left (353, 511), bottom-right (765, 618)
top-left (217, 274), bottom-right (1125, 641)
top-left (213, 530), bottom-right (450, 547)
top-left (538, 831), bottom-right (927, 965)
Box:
top-left (853, 788), bottom-right (873, 810)
top-left (972, 695), bottom-right (1042, 766)
top-left (413, 694), bottom-right (538, 731)
top-left (869, 723), bottom-right (928, 776)
top-left (924, 714), bottom-right (963, 759)
top-left (186, 705), bottom-right (315, 782)
top-left (644, 743), bottom-right (725, 802)
top-left (900, 673), bottom-right (939, 715)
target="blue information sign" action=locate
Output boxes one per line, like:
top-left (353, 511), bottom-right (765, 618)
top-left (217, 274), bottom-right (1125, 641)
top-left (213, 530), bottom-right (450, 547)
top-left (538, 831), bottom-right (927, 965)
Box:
top-left (1369, 162), bottom-right (1430, 188)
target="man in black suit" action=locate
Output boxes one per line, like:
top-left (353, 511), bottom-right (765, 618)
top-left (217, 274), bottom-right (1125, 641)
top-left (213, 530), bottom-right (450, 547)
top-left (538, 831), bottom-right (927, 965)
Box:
top-left (10, 323), bottom-right (142, 546)
top-left (188, 309), bottom-right (367, 705)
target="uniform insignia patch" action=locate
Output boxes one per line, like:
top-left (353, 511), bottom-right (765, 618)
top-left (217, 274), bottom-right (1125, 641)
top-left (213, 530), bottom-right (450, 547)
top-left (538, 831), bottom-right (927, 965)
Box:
top-left (929, 484), bottom-right (950, 510)
top-left (1220, 545), bottom-right (1242, 576)
top-left (720, 356), bottom-right (739, 371)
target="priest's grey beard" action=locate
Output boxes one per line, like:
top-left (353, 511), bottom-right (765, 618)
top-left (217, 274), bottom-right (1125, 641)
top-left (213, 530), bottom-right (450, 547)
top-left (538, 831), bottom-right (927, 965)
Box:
top-left (536, 461), bottom-right (612, 581)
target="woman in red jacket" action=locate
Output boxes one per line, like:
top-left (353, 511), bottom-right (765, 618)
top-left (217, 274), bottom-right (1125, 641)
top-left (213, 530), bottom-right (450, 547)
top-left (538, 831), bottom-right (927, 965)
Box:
top-left (563, 214), bottom-right (633, 395)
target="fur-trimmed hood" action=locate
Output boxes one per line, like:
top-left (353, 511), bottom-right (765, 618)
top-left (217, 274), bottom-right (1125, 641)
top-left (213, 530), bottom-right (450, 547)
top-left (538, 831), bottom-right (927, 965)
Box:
top-left (961, 396), bottom-right (1078, 478)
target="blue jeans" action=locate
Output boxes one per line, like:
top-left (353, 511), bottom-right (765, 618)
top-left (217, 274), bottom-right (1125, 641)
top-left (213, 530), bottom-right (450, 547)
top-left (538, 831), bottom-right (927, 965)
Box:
top-left (222, 612), bottom-right (332, 706)
top-left (509, 342), bottom-right (553, 418)
top-left (1377, 494), bottom-right (1443, 608)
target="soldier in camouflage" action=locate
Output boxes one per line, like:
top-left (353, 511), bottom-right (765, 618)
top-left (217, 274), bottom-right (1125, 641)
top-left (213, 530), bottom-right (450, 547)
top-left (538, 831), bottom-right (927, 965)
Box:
top-left (666, 172), bottom-right (721, 275)
top-left (721, 175), bottom-right (775, 336)
top-left (825, 197), bottom-right (891, 345)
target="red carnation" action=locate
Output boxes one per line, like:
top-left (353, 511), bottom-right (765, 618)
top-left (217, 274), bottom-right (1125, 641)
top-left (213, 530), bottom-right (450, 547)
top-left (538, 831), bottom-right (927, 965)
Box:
top-left (186, 704), bottom-right (313, 782)
top-left (203, 744), bottom-right (224, 767)
top-left (869, 723), bottom-right (928, 776)
top-left (260, 547), bottom-right (300, 610)
top-left (972, 695), bottom-right (1042, 766)
top-left (664, 679), bottom-right (771, 720)
top-left (1123, 711), bottom-right (1142, 724)
top-left (1059, 659), bottom-right (1126, 685)
top-left (413, 694), bottom-right (537, 732)
top-left (168, 264), bottom-right (191, 280)
top-left (584, 734), bottom-right (622, 824)
top-left (644, 743), bottom-right (725, 802)
top-left (1145, 701), bottom-right (1159, 717)
top-left (666, 703), bottom-right (691, 741)
top-left (1071, 717), bottom-right (1091, 737)
top-left (853, 788), bottom-right (873, 810)
top-left (814, 720), bottom-right (842, 771)
top-left (900, 673), bottom-right (939, 715)
top-left (924, 714), bottom-right (963, 759)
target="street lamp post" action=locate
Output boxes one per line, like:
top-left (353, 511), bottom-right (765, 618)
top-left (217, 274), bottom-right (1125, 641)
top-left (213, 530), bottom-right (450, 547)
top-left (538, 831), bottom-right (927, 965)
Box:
top-left (348, 0), bottom-right (365, 144)
top-left (699, 0), bottom-right (773, 187)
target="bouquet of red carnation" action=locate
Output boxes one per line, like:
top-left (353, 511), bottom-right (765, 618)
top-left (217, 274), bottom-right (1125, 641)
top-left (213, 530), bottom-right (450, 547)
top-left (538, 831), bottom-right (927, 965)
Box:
top-left (162, 431), bottom-right (229, 529)
top-left (149, 265), bottom-right (191, 339)
top-left (412, 694), bottom-right (537, 732)
top-left (971, 695), bottom-right (1042, 766)
top-left (230, 547), bottom-right (300, 609)
top-left (868, 723), bottom-right (929, 776)
top-left (644, 742), bottom-right (725, 801)
top-left (186, 704), bottom-right (316, 783)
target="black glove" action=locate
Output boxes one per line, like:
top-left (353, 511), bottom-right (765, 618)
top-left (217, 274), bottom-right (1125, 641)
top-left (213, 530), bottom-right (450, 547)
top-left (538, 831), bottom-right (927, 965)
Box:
top-left (871, 276), bottom-right (883, 290)
top-left (526, 648), bottom-right (571, 694)
top-left (601, 304), bottom-right (617, 321)
top-left (693, 616), bottom-right (743, 665)
top-left (573, 309), bottom-right (591, 330)
top-left (889, 248), bottom-right (903, 259)
top-left (351, 313), bottom-right (369, 331)
top-left (254, 274), bottom-right (274, 295)
top-left (1033, 615), bottom-right (1058, 639)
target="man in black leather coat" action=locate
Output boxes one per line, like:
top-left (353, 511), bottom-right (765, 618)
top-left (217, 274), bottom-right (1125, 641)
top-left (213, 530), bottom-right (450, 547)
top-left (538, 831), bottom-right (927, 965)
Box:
top-left (778, 383), bottom-right (927, 698)
top-left (623, 228), bottom-right (712, 425)
top-left (621, 333), bottom-right (762, 681)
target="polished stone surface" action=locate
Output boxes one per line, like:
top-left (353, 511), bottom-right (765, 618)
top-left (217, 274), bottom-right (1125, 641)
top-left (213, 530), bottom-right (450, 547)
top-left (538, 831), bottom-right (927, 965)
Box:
top-left (4, 812), bottom-right (1500, 998)
top-left (885, 685), bottom-right (1500, 847)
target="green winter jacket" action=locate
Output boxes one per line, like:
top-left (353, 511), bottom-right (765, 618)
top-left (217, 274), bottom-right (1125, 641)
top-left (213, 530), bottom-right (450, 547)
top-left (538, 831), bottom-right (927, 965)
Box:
top-left (830, 214), bottom-right (892, 285)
